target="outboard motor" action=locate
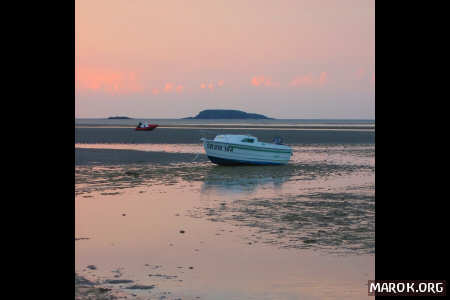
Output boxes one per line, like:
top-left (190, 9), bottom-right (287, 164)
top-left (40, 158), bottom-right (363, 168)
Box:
top-left (272, 137), bottom-right (283, 145)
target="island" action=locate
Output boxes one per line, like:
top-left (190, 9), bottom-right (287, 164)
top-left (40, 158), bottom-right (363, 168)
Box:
top-left (183, 109), bottom-right (273, 119)
top-left (107, 116), bottom-right (133, 119)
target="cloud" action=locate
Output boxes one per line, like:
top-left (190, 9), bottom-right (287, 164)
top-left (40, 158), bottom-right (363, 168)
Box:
top-left (164, 83), bottom-right (174, 92)
top-left (176, 85), bottom-right (184, 93)
top-left (76, 67), bottom-right (144, 95)
top-left (251, 76), bottom-right (265, 86)
top-left (200, 81), bottom-right (223, 90)
top-left (251, 76), bottom-right (280, 87)
top-left (152, 88), bottom-right (160, 95)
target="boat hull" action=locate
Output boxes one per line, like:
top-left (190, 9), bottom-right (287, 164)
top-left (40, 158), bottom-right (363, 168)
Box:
top-left (207, 155), bottom-right (284, 165)
top-left (203, 140), bottom-right (291, 165)
top-left (135, 125), bottom-right (158, 131)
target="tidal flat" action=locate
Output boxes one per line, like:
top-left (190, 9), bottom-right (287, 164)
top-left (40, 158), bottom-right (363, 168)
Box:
top-left (76, 128), bottom-right (374, 300)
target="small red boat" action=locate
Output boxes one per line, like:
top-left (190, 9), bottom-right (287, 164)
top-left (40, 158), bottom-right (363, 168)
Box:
top-left (135, 122), bottom-right (158, 131)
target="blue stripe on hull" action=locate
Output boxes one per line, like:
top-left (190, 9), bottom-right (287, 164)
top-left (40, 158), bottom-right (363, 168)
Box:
top-left (207, 155), bottom-right (284, 166)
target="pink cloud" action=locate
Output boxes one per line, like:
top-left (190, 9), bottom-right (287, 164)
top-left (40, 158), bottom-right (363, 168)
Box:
top-left (76, 67), bottom-right (144, 95)
top-left (152, 88), bottom-right (160, 95)
top-left (251, 76), bottom-right (280, 87)
top-left (251, 76), bottom-right (265, 86)
top-left (164, 82), bottom-right (174, 92)
top-left (319, 72), bottom-right (328, 85)
top-left (200, 81), bottom-right (224, 90)
top-left (176, 85), bottom-right (184, 93)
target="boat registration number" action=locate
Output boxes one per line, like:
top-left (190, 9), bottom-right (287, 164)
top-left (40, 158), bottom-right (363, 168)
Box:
top-left (206, 143), bottom-right (234, 152)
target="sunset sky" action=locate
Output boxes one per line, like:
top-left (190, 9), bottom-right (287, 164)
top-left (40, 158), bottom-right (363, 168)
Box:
top-left (75, 0), bottom-right (374, 119)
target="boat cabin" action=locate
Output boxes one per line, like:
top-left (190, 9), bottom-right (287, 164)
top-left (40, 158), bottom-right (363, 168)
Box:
top-left (213, 134), bottom-right (259, 144)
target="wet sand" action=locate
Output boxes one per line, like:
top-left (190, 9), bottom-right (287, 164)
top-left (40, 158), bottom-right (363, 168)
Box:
top-left (76, 184), bottom-right (374, 300)
top-left (75, 273), bottom-right (118, 300)
top-left (76, 148), bottom-right (208, 166)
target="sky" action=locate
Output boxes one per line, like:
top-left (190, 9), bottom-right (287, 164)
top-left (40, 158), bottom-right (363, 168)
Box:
top-left (75, 0), bottom-right (374, 119)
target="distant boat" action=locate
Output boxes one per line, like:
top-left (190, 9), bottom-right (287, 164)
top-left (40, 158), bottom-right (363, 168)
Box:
top-left (135, 121), bottom-right (158, 131)
top-left (200, 134), bottom-right (292, 165)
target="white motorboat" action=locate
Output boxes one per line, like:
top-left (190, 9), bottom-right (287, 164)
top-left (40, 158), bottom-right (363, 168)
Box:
top-left (200, 134), bottom-right (292, 165)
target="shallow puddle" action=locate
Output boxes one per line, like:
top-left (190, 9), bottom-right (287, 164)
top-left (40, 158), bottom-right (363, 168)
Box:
top-left (76, 185), bottom-right (373, 299)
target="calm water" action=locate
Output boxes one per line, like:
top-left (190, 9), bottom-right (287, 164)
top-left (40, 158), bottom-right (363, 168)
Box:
top-left (76, 118), bottom-right (374, 127)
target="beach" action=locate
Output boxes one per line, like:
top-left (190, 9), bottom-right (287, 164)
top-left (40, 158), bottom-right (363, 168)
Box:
top-left (75, 123), bottom-right (374, 300)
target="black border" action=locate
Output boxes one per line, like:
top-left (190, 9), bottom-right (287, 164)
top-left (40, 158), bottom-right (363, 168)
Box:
top-left (13, 1), bottom-right (75, 298)
top-left (375, 0), bottom-right (448, 287)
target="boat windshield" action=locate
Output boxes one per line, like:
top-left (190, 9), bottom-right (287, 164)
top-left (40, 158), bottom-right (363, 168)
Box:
top-left (241, 138), bottom-right (255, 143)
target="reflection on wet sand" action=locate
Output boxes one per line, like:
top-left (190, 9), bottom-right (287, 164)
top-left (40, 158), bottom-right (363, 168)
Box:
top-left (194, 163), bottom-right (374, 254)
top-left (201, 165), bottom-right (292, 194)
